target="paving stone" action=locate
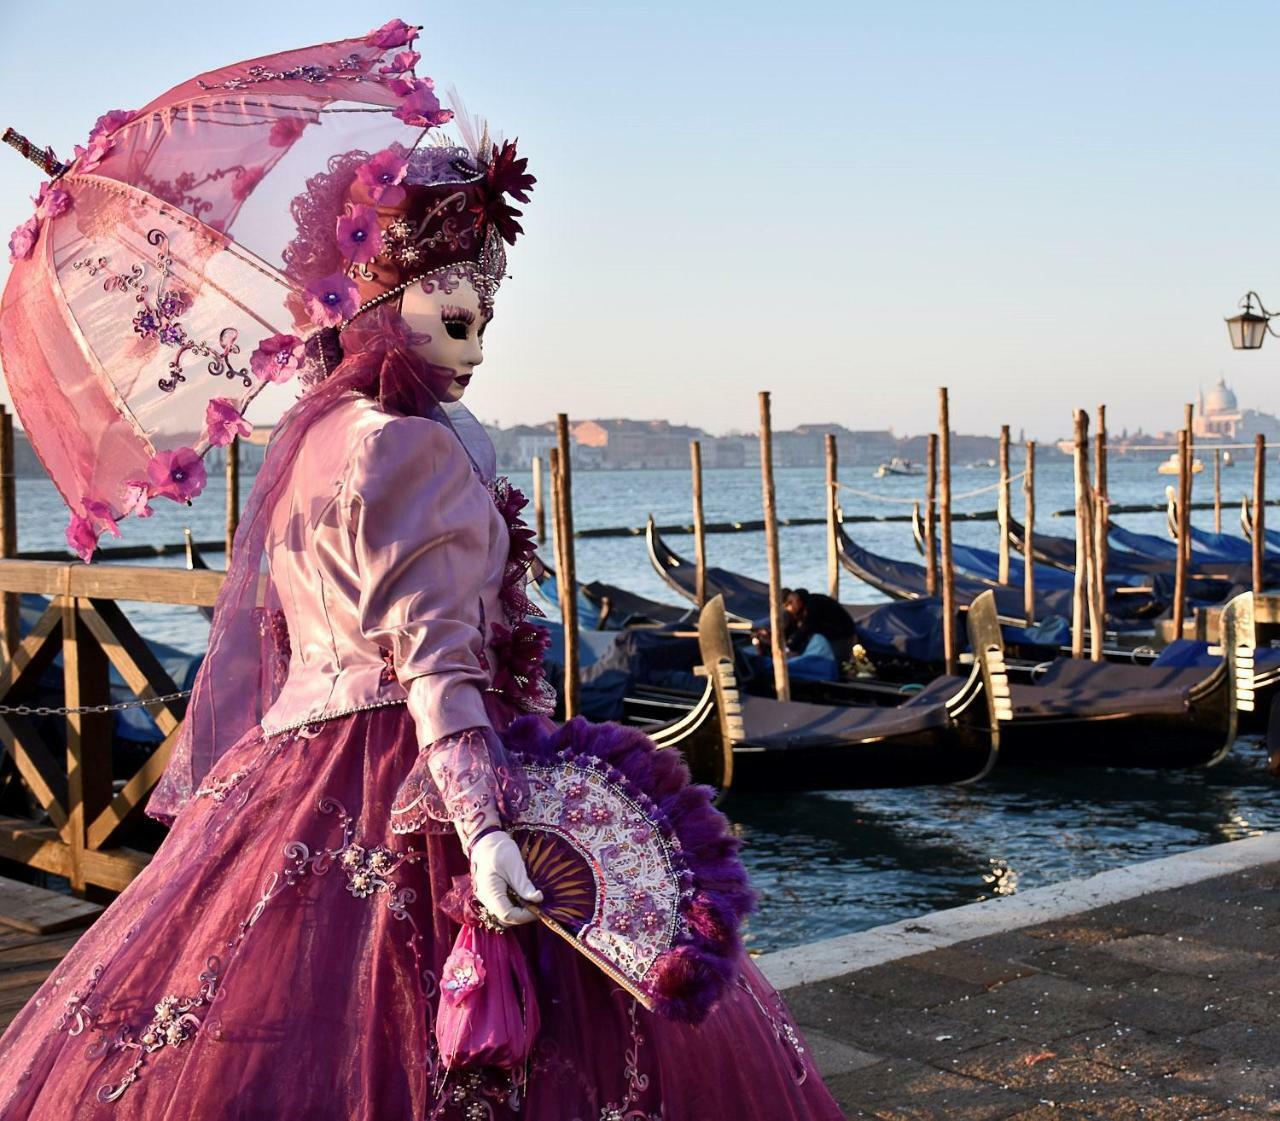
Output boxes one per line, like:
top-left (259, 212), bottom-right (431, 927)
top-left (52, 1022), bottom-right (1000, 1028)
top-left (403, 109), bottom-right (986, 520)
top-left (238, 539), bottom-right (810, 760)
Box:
top-left (901, 947), bottom-right (1040, 990)
top-left (1047, 1024), bottom-right (1219, 1077)
top-left (1017, 942), bottom-right (1158, 988)
top-left (801, 1028), bottom-right (884, 1079)
top-left (1188, 1021), bottom-right (1280, 1065)
top-left (956, 931), bottom-right (1050, 962)
top-left (1020, 921), bottom-right (1140, 947)
top-left (1051, 1088), bottom-right (1229, 1120)
top-left (938, 974), bottom-right (1116, 1044)
top-left (947, 1036), bottom-right (1140, 1093)
top-left (825, 1057), bottom-right (1032, 1120)
top-left (1001, 1107), bottom-right (1091, 1121)
top-left (1092, 985), bottom-right (1230, 1038)
top-left (1079, 901), bottom-right (1206, 938)
top-left (843, 959), bottom-right (993, 1008)
top-left (1181, 917), bottom-right (1280, 959)
top-left (1118, 969), bottom-right (1278, 1026)
top-left (1099, 934), bottom-right (1271, 979)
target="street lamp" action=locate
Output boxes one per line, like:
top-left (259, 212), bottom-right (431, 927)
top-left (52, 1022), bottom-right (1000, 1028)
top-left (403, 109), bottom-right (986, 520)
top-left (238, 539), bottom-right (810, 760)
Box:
top-left (1225, 291), bottom-right (1276, 350)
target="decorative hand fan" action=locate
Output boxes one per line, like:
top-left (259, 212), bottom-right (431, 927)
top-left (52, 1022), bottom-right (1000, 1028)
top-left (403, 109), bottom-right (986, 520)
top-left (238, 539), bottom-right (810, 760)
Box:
top-left (503, 716), bottom-right (754, 1024)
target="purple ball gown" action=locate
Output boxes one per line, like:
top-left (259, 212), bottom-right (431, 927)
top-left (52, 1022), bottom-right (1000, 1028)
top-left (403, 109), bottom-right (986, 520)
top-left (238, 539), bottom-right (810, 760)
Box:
top-left (0, 394), bottom-right (845, 1120)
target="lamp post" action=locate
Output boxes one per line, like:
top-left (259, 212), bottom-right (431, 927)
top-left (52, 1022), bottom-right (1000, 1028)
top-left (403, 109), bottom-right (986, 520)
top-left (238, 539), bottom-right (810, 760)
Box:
top-left (1225, 291), bottom-right (1276, 350)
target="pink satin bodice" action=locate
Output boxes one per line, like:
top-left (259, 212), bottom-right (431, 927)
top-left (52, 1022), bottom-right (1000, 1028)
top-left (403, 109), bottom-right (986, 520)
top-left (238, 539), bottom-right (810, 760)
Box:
top-left (258, 391), bottom-right (510, 745)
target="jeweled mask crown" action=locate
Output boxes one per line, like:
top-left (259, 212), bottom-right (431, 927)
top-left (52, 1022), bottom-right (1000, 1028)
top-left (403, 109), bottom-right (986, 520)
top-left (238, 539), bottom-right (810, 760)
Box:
top-left (284, 132), bottom-right (535, 329)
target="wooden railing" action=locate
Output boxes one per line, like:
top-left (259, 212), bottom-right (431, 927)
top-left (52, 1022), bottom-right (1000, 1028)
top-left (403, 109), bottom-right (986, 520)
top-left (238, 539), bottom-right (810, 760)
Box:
top-left (0, 561), bottom-right (222, 893)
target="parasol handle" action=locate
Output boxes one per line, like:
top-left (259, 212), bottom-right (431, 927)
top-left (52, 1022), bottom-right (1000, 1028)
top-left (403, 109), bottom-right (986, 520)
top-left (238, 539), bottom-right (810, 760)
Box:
top-left (2, 128), bottom-right (69, 178)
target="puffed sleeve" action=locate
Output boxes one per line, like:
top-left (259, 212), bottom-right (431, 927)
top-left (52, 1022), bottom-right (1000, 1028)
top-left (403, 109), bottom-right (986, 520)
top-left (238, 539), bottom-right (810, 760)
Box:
top-left (348, 414), bottom-right (528, 841)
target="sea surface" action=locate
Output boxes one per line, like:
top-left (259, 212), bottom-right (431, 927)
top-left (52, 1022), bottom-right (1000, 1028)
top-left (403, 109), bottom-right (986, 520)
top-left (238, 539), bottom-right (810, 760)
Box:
top-left (15, 451), bottom-right (1280, 954)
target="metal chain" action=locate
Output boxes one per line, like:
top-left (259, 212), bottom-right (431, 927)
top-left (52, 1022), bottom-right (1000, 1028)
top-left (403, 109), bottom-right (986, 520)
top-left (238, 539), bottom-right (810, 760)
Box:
top-left (0, 689), bottom-right (192, 717)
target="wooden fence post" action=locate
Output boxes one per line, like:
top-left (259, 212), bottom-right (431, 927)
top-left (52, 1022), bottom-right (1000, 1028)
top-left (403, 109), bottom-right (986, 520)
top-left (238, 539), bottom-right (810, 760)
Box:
top-left (0, 407), bottom-right (16, 657)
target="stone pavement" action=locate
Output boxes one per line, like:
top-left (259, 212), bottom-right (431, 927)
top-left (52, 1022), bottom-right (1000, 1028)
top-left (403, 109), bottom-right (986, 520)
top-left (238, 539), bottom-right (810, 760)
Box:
top-left (789, 860), bottom-right (1280, 1119)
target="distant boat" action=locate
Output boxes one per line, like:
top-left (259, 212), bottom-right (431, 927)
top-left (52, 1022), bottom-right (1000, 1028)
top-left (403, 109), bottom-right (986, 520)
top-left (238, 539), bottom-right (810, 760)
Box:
top-left (1156, 453), bottom-right (1203, 475)
top-left (874, 457), bottom-right (924, 478)
top-left (967, 458), bottom-right (996, 469)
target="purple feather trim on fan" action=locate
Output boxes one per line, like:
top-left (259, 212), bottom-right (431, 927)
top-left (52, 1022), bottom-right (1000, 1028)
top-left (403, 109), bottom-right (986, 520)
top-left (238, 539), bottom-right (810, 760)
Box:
top-left (503, 715), bottom-right (756, 1024)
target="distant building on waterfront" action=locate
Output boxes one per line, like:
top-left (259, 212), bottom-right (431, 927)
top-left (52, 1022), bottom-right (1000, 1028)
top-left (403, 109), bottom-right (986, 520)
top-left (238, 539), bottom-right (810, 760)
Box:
top-left (1192, 378), bottom-right (1280, 445)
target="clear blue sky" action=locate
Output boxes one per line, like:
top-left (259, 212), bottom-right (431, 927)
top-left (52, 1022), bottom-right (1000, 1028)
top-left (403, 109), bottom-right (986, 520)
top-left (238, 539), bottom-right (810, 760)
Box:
top-left (1, 2), bottom-right (1277, 441)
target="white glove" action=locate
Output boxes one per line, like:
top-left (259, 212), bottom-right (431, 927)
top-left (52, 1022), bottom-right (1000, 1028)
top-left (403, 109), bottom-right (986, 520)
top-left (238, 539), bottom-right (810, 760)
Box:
top-left (469, 831), bottom-right (544, 926)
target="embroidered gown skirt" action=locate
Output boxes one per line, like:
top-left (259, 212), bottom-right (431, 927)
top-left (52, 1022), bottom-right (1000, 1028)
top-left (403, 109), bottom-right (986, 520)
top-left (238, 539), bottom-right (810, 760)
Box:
top-left (0, 705), bottom-right (845, 1121)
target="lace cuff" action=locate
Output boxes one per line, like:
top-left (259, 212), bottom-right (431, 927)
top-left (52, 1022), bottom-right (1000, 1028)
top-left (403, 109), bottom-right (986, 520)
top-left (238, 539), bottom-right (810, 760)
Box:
top-left (389, 726), bottom-right (531, 845)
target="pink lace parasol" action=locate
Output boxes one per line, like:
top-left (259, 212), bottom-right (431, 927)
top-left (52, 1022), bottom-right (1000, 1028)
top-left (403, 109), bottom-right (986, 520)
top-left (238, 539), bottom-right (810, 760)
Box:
top-left (0, 20), bottom-right (456, 561)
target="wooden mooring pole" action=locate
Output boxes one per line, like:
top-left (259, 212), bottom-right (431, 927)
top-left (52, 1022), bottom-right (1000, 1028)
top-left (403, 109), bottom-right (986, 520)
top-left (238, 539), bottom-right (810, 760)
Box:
top-left (1024, 440), bottom-right (1036, 627)
top-left (1213, 449), bottom-right (1222, 534)
top-left (0, 406), bottom-right (16, 657)
top-left (553, 415), bottom-right (580, 718)
top-left (759, 392), bottom-right (790, 702)
top-left (825, 433), bottom-right (839, 600)
top-left (1072, 409), bottom-right (1090, 659)
top-left (1254, 434), bottom-right (1267, 596)
top-left (691, 439), bottom-right (707, 608)
top-left (938, 389), bottom-right (956, 675)
top-left (1095, 404), bottom-right (1108, 630)
top-left (225, 437), bottom-right (240, 563)
top-left (531, 455), bottom-right (545, 544)
top-left (997, 425), bottom-right (1010, 585)
top-left (1172, 430), bottom-right (1189, 637)
top-left (924, 433), bottom-right (938, 596)
top-left (1184, 404), bottom-right (1195, 568)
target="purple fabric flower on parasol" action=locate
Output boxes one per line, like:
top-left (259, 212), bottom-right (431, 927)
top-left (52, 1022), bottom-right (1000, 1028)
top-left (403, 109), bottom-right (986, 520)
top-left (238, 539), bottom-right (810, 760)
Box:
top-left (379, 50), bottom-right (420, 75)
top-left (336, 205), bottom-right (384, 264)
top-left (356, 148), bottom-right (409, 206)
top-left (303, 274), bottom-right (359, 328)
top-left (65, 513), bottom-right (98, 564)
top-left (204, 398), bottom-right (252, 448)
top-left (72, 133), bottom-right (113, 174)
top-left (366, 18), bottom-right (418, 48)
top-left (146, 447), bottom-right (208, 503)
top-left (250, 333), bottom-right (305, 382)
top-left (7, 218), bottom-right (38, 263)
top-left (90, 109), bottom-right (135, 140)
top-left (120, 481), bottom-right (154, 519)
top-left (32, 183), bottom-right (71, 220)
top-left (231, 165), bottom-right (266, 203)
top-left (393, 79), bottom-right (453, 129)
top-left (268, 117), bottom-right (307, 148)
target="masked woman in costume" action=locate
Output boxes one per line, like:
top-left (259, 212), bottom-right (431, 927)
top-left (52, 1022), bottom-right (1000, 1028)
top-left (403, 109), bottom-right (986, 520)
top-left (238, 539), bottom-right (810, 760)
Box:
top-left (0, 22), bottom-right (845, 1120)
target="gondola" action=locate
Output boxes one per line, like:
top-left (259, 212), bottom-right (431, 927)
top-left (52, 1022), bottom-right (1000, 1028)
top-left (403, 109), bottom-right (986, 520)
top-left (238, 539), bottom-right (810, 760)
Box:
top-left (646, 516), bottom-right (772, 623)
top-left (534, 561), bottom-right (693, 629)
top-left (837, 517), bottom-right (1091, 622)
top-left (652, 595), bottom-right (1000, 792)
top-left (967, 589), bottom-right (1244, 768)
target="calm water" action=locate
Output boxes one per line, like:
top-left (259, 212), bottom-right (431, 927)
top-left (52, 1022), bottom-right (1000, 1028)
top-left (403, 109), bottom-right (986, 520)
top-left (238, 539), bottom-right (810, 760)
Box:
top-left (17, 452), bottom-right (1279, 953)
